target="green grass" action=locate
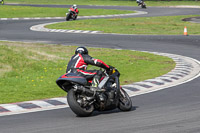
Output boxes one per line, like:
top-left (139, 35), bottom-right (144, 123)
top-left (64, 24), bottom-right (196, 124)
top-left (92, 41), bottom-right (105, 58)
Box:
top-left (46, 15), bottom-right (200, 35)
top-left (5, 0), bottom-right (200, 6)
top-left (0, 41), bottom-right (175, 104)
top-left (0, 5), bottom-right (134, 18)
top-left (145, 1), bottom-right (200, 7)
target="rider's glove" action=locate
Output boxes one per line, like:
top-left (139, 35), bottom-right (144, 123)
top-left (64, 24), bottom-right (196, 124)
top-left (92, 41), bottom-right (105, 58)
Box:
top-left (109, 65), bottom-right (114, 70)
top-left (106, 65), bottom-right (114, 74)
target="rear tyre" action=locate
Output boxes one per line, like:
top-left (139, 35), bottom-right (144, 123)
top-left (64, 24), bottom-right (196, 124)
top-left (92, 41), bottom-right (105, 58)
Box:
top-left (141, 3), bottom-right (146, 8)
top-left (118, 88), bottom-right (132, 111)
top-left (67, 89), bottom-right (94, 117)
top-left (73, 15), bottom-right (77, 20)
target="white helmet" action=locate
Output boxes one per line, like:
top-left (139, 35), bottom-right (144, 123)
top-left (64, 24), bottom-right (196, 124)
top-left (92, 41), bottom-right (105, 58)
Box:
top-left (72, 4), bottom-right (77, 9)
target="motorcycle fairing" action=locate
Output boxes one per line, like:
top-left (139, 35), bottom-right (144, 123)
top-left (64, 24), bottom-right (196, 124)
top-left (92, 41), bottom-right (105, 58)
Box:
top-left (69, 8), bottom-right (75, 12)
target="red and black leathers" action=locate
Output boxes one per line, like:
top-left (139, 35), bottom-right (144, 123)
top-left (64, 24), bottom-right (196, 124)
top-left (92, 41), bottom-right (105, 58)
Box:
top-left (70, 7), bottom-right (79, 14)
top-left (66, 53), bottom-right (110, 80)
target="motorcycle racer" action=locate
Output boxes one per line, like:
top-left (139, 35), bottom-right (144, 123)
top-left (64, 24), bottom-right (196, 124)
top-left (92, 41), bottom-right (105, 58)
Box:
top-left (66, 47), bottom-right (112, 88)
top-left (136, 0), bottom-right (146, 8)
top-left (136, 0), bottom-right (142, 6)
top-left (70, 4), bottom-right (79, 15)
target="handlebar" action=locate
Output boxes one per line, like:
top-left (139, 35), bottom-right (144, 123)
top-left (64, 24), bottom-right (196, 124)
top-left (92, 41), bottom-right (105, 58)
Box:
top-left (105, 67), bottom-right (120, 78)
top-left (101, 66), bottom-right (120, 77)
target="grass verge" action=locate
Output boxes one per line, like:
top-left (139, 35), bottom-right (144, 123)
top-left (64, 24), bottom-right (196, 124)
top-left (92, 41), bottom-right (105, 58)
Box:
top-left (46, 15), bottom-right (200, 35)
top-left (0, 41), bottom-right (175, 104)
top-left (5, 0), bottom-right (200, 6)
top-left (0, 5), bottom-right (134, 18)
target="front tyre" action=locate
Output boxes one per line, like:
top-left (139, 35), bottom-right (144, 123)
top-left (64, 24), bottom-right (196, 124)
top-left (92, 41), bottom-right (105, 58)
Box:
top-left (67, 89), bottom-right (94, 117)
top-left (118, 88), bottom-right (132, 111)
top-left (66, 13), bottom-right (70, 21)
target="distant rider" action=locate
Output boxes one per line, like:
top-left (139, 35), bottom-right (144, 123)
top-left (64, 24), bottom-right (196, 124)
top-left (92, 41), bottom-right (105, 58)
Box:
top-left (70, 4), bottom-right (79, 15)
top-left (136, 0), bottom-right (143, 6)
top-left (66, 46), bottom-right (112, 88)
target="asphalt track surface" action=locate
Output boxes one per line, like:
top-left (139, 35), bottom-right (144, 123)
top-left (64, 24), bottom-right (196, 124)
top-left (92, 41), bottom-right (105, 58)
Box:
top-left (0, 4), bottom-right (200, 133)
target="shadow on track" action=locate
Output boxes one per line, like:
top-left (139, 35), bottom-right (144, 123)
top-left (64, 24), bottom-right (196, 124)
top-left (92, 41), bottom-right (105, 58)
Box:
top-left (75, 106), bottom-right (139, 117)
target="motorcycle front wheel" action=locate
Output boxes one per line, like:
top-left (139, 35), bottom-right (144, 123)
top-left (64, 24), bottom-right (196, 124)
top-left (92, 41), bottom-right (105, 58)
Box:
top-left (67, 89), bottom-right (94, 117)
top-left (66, 13), bottom-right (70, 21)
top-left (118, 88), bottom-right (132, 111)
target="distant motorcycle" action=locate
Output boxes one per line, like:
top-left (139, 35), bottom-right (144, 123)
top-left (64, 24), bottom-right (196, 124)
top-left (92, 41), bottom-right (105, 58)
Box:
top-left (0, 0), bottom-right (4, 5)
top-left (66, 7), bottom-right (78, 21)
top-left (137, 0), bottom-right (146, 8)
top-left (56, 67), bottom-right (132, 117)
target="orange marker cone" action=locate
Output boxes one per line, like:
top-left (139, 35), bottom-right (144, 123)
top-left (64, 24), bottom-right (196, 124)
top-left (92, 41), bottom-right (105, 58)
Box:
top-left (184, 26), bottom-right (188, 36)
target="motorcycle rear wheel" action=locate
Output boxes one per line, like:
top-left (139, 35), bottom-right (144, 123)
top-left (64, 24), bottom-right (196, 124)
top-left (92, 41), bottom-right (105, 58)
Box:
top-left (141, 3), bottom-right (146, 8)
top-left (67, 89), bottom-right (94, 117)
top-left (118, 88), bottom-right (132, 111)
top-left (73, 15), bottom-right (77, 20)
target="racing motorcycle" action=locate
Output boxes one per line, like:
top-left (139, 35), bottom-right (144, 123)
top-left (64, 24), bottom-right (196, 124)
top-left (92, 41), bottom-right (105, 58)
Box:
top-left (56, 67), bottom-right (132, 117)
top-left (66, 8), bottom-right (78, 21)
